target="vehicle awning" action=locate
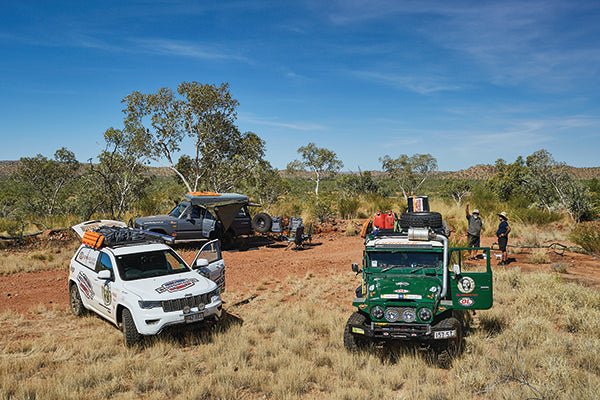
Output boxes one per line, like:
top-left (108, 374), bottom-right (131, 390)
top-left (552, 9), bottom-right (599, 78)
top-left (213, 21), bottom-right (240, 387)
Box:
top-left (185, 193), bottom-right (249, 231)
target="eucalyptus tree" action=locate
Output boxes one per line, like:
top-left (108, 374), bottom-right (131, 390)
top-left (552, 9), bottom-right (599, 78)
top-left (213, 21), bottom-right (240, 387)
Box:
top-left (122, 82), bottom-right (270, 193)
top-left (287, 143), bottom-right (343, 197)
top-left (379, 153), bottom-right (438, 200)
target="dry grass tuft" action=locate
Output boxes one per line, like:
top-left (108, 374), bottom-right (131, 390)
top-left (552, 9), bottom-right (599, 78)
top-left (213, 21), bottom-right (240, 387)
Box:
top-left (344, 221), bottom-right (358, 236)
top-left (0, 242), bottom-right (77, 275)
top-left (551, 262), bottom-right (569, 274)
top-left (1, 270), bottom-right (599, 399)
top-left (528, 248), bottom-right (551, 264)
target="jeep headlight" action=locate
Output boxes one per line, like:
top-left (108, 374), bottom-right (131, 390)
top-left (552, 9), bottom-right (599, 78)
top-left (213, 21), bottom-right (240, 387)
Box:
top-left (401, 308), bottom-right (416, 323)
top-left (370, 306), bottom-right (384, 319)
top-left (418, 307), bottom-right (432, 322)
top-left (384, 307), bottom-right (400, 322)
top-left (138, 300), bottom-right (162, 309)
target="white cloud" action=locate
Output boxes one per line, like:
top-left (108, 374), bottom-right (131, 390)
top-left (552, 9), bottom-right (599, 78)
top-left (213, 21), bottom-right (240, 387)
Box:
top-left (240, 114), bottom-right (326, 131)
top-left (130, 38), bottom-right (249, 62)
top-left (350, 70), bottom-right (461, 94)
top-left (321, 0), bottom-right (600, 90)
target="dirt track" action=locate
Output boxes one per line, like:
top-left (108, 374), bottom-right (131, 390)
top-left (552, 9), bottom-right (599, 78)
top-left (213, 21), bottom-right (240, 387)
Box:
top-left (1, 233), bottom-right (598, 314)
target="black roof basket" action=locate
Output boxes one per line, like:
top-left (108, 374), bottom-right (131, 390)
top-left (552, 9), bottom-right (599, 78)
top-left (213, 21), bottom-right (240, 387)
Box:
top-left (95, 226), bottom-right (175, 248)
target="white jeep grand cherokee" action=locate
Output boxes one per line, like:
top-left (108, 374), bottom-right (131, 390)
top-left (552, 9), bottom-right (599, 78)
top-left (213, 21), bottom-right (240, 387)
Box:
top-left (69, 220), bottom-right (225, 346)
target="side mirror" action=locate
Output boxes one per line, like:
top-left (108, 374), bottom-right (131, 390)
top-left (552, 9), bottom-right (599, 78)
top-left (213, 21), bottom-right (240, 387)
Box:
top-left (452, 264), bottom-right (461, 277)
top-left (98, 269), bottom-right (112, 280)
top-left (195, 258), bottom-right (209, 269)
top-left (351, 263), bottom-right (361, 273)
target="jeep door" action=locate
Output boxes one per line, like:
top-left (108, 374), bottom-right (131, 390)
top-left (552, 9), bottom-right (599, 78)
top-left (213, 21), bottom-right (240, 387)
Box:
top-left (91, 251), bottom-right (117, 321)
top-left (192, 239), bottom-right (225, 291)
top-left (449, 248), bottom-right (493, 310)
top-left (73, 247), bottom-right (104, 314)
top-left (176, 205), bottom-right (205, 240)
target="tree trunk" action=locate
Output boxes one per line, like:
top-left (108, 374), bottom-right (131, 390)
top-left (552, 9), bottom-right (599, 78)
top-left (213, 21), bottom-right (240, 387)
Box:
top-left (315, 172), bottom-right (320, 197)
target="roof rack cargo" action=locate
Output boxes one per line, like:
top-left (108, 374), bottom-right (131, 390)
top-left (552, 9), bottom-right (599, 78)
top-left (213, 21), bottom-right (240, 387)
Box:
top-left (81, 226), bottom-right (174, 249)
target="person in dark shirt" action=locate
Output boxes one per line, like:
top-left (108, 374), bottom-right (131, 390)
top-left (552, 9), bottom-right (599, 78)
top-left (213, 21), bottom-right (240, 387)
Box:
top-left (496, 212), bottom-right (511, 265)
top-left (465, 203), bottom-right (483, 259)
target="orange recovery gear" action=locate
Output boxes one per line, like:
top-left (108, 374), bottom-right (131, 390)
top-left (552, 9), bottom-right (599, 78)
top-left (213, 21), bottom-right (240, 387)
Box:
top-left (82, 231), bottom-right (104, 249)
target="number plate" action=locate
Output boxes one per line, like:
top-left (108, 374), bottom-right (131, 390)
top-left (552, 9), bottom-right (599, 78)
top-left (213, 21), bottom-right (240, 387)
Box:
top-left (184, 312), bottom-right (204, 323)
top-left (434, 330), bottom-right (457, 339)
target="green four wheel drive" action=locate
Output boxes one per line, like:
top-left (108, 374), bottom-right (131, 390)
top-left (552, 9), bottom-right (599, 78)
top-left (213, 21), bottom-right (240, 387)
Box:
top-left (344, 203), bottom-right (493, 367)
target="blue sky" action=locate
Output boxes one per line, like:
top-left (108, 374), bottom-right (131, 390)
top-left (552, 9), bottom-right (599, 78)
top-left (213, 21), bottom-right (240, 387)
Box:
top-left (1, 0), bottom-right (599, 171)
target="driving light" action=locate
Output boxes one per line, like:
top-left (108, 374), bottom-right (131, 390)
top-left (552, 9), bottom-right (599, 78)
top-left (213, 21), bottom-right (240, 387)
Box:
top-left (384, 307), bottom-right (400, 322)
top-left (418, 307), bottom-right (433, 322)
top-left (371, 306), bottom-right (384, 319)
top-left (401, 308), bottom-right (416, 322)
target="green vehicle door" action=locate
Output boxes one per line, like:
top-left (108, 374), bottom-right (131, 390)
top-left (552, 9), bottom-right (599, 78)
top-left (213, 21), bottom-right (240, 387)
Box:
top-left (449, 247), bottom-right (493, 310)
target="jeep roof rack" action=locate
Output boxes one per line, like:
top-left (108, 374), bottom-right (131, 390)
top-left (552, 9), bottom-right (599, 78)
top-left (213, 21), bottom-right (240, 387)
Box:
top-left (81, 226), bottom-right (174, 250)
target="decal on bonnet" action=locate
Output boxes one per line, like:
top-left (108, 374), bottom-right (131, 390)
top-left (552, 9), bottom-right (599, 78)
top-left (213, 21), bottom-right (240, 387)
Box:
top-left (155, 278), bottom-right (199, 294)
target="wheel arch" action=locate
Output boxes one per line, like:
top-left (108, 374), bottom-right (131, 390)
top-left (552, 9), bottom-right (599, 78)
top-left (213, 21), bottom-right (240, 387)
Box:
top-left (116, 303), bottom-right (126, 325)
top-left (147, 227), bottom-right (168, 235)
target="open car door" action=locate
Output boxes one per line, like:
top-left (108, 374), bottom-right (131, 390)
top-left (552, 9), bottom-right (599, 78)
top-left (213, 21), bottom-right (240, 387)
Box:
top-left (449, 247), bottom-right (493, 310)
top-left (192, 239), bottom-right (225, 292)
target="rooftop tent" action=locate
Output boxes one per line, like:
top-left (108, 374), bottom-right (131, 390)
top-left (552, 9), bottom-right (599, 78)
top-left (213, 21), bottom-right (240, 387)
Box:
top-left (184, 192), bottom-right (249, 231)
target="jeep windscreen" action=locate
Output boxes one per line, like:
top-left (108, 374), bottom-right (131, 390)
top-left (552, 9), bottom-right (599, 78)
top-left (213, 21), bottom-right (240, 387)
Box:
top-left (368, 251), bottom-right (443, 273)
top-left (116, 249), bottom-right (190, 281)
top-left (169, 202), bottom-right (189, 218)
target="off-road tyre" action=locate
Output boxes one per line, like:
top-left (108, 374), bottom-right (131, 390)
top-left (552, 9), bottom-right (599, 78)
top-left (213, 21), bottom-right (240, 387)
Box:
top-left (122, 308), bottom-right (143, 347)
top-left (69, 282), bottom-right (86, 317)
top-left (252, 213), bottom-right (272, 233)
top-left (343, 312), bottom-right (371, 352)
top-left (399, 212), bottom-right (443, 230)
top-left (434, 317), bottom-right (463, 368)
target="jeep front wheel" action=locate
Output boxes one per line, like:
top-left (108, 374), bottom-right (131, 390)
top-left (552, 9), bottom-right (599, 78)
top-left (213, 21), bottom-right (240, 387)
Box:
top-left (434, 317), bottom-right (463, 368)
top-left (69, 283), bottom-right (86, 317)
top-left (343, 312), bottom-right (371, 352)
top-left (122, 308), bottom-right (143, 347)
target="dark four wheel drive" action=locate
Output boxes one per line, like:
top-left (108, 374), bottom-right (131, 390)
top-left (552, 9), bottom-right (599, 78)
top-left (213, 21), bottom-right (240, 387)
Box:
top-left (344, 196), bottom-right (493, 367)
top-left (134, 192), bottom-right (273, 243)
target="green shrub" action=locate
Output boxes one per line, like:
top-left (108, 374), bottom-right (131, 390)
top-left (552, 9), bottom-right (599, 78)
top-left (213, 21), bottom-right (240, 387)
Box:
top-left (0, 218), bottom-right (24, 236)
top-left (338, 197), bottom-right (360, 219)
top-left (511, 207), bottom-right (562, 225)
top-left (569, 221), bottom-right (600, 255)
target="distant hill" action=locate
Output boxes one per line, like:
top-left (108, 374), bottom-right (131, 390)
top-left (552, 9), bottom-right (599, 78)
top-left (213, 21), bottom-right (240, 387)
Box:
top-left (1, 160), bottom-right (599, 180)
top-left (435, 164), bottom-right (600, 180)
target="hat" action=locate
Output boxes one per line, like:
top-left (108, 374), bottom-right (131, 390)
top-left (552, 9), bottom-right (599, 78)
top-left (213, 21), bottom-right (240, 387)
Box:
top-left (498, 211), bottom-right (508, 220)
top-left (472, 209), bottom-right (480, 214)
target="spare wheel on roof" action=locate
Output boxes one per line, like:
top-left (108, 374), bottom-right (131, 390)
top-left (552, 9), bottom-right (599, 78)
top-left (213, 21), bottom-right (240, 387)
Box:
top-left (399, 212), bottom-right (443, 229)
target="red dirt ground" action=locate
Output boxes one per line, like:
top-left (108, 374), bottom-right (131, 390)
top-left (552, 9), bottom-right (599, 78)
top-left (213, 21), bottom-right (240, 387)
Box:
top-left (0, 233), bottom-right (598, 314)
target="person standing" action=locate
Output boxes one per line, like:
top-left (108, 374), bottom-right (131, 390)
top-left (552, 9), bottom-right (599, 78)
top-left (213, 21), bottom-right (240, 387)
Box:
top-left (496, 212), bottom-right (511, 265)
top-left (465, 203), bottom-right (483, 259)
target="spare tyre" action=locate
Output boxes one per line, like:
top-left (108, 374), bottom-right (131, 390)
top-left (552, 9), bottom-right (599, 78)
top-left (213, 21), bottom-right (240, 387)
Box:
top-left (252, 213), bottom-right (272, 233)
top-left (399, 212), bottom-right (443, 230)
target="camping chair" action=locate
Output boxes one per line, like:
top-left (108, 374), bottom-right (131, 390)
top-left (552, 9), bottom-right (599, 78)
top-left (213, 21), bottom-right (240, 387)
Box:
top-left (285, 217), bottom-right (312, 250)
